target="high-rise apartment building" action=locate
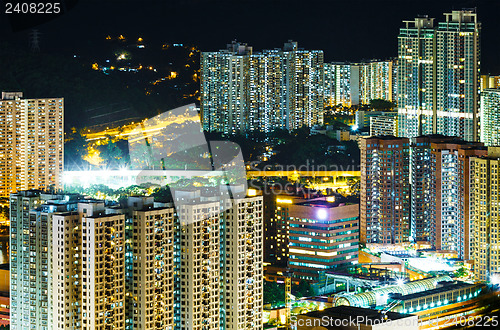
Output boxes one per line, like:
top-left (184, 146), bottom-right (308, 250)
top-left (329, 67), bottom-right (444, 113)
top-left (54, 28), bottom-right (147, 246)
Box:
top-left (286, 43), bottom-right (325, 130)
top-left (201, 41), bottom-right (324, 133)
top-left (410, 136), bottom-right (459, 245)
top-left (397, 11), bottom-right (481, 141)
top-left (470, 148), bottom-right (500, 281)
top-left (360, 136), bottom-right (410, 244)
top-left (263, 190), bottom-right (287, 265)
top-left (10, 191), bottom-right (80, 330)
top-left (247, 50), bottom-right (287, 132)
top-left (200, 42), bottom-right (252, 134)
top-left (0, 92), bottom-right (64, 197)
top-left (428, 140), bottom-right (485, 259)
top-left (11, 189), bottom-right (264, 330)
top-left (128, 197), bottom-right (175, 330)
top-left (325, 60), bottom-right (396, 107)
top-left (409, 135), bottom-right (447, 245)
top-left (177, 201), bottom-right (221, 330)
top-left (408, 136), bottom-right (486, 258)
top-left (435, 11), bottom-right (480, 142)
top-left (51, 201), bottom-right (126, 330)
top-left (397, 17), bottom-right (437, 138)
top-left (480, 89), bottom-right (500, 146)
top-left (270, 196), bottom-right (293, 266)
top-left (174, 189), bottom-right (264, 330)
top-left (222, 196), bottom-right (263, 330)
top-left (324, 62), bottom-right (359, 107)
top-left (324, 62), bottom-right (338, 107)
top-left (359, 60), bottom-right (397, 105)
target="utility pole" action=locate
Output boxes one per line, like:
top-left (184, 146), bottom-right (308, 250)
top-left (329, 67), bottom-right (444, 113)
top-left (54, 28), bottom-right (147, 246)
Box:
top-left (30, 29), bottom-right (41, 52)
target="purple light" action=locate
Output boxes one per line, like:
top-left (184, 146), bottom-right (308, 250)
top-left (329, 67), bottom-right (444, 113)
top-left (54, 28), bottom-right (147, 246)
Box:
top-left (317, 208), bottom-right (328, 220)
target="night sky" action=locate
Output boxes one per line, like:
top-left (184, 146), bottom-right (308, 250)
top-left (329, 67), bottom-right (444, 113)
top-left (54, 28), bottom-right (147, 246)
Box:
top-left (1, 0), bottom-right (500, 73)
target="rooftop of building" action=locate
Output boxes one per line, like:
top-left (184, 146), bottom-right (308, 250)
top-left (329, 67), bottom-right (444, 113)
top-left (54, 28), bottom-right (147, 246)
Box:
top-left (365, 135), bottom-right (397, 139)
top-left (54, 211), bottom-right (79, 217)
top-left (412, 134), bottom-right (485, 148)
top-left (382, 251), bottom-right (417, 259)
top-left (363, 135), bottom-right (409, 141)
top-left (301, 305), bottom-right (411, 321)
top-left (134, 205), bottom-right (174, 212)
top-left (393, 281), bottom-right (482, 302)
top-left (83, 212), bottom-right (125, 219)
top-left (296, 199), bottom-right (355, 209)
top-left (10, 190), bottom-right (84, 199)
top-left (10, 190), bottom-right (45, 197)
top-left (77, 199), bottom-right (105, 204)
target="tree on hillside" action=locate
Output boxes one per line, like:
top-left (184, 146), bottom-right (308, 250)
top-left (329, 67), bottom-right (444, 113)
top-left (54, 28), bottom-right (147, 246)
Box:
top-left (369, 99), bottom-right (395, 111)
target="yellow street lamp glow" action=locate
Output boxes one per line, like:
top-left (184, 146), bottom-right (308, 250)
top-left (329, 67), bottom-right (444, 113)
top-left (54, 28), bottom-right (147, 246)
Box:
top-left (277, 198), bottom-right (292, 204)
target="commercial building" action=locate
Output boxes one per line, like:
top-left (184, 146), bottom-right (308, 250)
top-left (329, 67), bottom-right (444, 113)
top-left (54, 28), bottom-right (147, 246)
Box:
top-left (0, 92), bottom-right (64, 197)
top-left (480, 89), bottom-right (500, 146)
top-left (288, 200), bottom-right (359, 283)
top-left (201, 41), bottom-right (324, 133)
top-left (393, 281), bottom-right (485, 328)
top-left (470, 148), bottom-right (500, 281)
top-left (331, 276), bottom-right (491, 329)
top-left (397, 10), bottom-right (481, 141)
top-left (272, 196), bottom-right (359, 283)
top-left (360, 136), bottom-right (410, 244)
top-left (334, 275), bottom-right (451, 308)
top-left (265, 195), bottom-right (299, 266)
